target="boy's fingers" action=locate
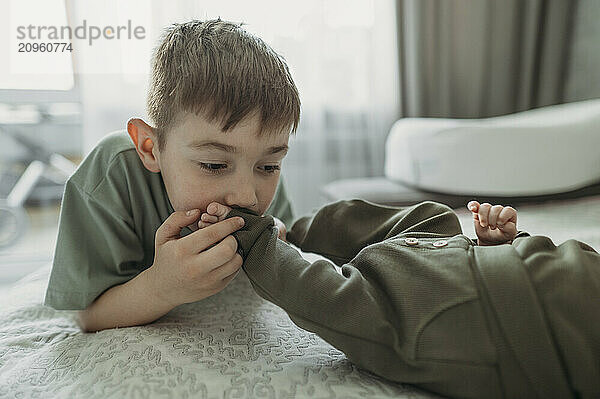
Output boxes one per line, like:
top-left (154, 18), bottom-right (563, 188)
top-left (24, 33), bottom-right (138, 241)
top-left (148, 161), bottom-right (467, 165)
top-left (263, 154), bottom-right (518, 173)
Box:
top-left (198, 235), bottom-right (240, 272)
top-left (155, 209), bottom-right (200, 246)
top-left (208, 253), bottom-right (243, 280)
top-left (278, 229), bottom-right (287, 241)
top-left (182, 216), bottom-right (245, 254)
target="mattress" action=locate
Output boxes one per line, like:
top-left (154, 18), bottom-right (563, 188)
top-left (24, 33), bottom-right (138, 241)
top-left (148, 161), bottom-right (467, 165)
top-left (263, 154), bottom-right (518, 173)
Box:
top-left (1, 195), bottom-right (599, 398)
top-left (384, 98), bottom-right (600, 196)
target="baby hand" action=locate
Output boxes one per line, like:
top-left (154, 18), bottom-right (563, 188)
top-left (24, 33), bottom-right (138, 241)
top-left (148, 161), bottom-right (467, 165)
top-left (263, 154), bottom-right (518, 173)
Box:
top-left (467, 201), bottom-right (518, 246)
top-left (198, 202), bottom-right (288, 242)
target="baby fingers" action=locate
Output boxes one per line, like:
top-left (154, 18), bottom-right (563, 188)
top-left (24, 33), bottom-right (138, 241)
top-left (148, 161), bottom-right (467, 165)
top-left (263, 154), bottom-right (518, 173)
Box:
top-left (497, 206), bottom-right (517, 226)
top-left (488, 205), bottom-right (504, 229)
top-left (467, 201), bottom-right (479, 212)
top-left (477, 203), bottom-right (492, 227)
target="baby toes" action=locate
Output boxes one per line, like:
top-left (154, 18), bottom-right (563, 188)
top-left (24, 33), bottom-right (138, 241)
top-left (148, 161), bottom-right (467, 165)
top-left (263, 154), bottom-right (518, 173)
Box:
top-left (197, 221), bottom-right (213, 229)
top-left (201, 213), bottom-right (218, 223)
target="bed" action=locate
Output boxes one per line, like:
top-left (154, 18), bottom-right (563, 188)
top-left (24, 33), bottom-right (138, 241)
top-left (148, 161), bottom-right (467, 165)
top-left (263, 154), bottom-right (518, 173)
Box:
top-left (1, 195), bottom-right (599, 398)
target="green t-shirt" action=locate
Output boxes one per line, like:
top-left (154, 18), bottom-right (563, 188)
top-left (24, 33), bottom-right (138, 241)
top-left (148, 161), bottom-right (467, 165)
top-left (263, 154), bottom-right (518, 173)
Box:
top-left (43, 129), bottom-right (295, 310)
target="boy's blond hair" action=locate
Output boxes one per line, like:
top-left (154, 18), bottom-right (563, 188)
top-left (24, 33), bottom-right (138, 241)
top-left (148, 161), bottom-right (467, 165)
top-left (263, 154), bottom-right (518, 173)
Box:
top-left (147, 18), bottom-right (301, 152)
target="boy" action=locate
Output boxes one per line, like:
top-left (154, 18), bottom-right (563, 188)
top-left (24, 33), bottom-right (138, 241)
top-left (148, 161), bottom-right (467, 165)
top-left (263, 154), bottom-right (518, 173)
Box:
top-left (198, 199), bottom-right (599, 399)
top-left (43, 19), bottom-right (300, 332)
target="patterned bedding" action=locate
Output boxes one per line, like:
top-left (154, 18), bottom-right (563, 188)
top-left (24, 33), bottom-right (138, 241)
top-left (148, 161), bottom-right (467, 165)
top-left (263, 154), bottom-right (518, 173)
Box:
top-left (1, 195), bottom-right (599, 398)
top-left (0, 251), bottom-right (442, 399)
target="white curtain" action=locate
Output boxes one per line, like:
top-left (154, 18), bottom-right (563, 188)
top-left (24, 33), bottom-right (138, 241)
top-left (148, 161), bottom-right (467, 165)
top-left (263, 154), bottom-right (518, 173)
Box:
top-left (69, 0), bottom-right (400, 216)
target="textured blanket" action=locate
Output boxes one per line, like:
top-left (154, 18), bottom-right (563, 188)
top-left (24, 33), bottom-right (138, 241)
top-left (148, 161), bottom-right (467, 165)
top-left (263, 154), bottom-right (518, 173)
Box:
top-left (2, 194), bottom-right (599, 398)
top-left (0, 252), bottom-right (442, 399)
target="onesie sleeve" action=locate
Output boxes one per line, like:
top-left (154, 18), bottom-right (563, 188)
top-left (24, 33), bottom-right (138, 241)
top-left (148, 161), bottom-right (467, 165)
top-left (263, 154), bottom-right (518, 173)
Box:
top-left (228, 205), bottom-right (439, 381)
top-left (44, 178), bottom-right (144, 310)
top-left (470, 230), bottom-right (531, 245)
top-left (510, 230), bottom-right (531, 244)
top-left (285, 199), bottom-right (463, 265)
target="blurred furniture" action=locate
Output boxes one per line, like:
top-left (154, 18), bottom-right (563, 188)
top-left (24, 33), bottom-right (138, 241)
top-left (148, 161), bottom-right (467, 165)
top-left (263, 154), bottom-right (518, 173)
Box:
top-left (322, 98), bottom-right (600, 208)
top-left (0, 108), bottom-right (79, 248)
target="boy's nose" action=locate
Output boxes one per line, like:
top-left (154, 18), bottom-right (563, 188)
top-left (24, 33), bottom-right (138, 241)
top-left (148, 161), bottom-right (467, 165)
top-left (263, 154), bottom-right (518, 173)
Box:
top-left (224, 181), bottom-right (258, 211)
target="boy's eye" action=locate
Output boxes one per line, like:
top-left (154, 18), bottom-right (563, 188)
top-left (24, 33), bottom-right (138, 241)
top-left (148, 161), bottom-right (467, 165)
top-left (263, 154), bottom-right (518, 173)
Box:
top-left (195, 162), bottom-right (280, 175)
top-left (197, 162), bottom-right (227, 174)
top-left (261, 165), bottom-right (281, 174)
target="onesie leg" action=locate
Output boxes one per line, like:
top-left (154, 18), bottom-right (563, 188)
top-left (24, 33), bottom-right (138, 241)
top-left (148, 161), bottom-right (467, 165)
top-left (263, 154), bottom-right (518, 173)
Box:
top-left (288, 199), bottom-right (464, 266)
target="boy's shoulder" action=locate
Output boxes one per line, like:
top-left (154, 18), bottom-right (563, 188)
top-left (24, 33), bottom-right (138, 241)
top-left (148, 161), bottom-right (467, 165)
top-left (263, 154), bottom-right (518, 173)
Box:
top-left (96, 129), bottom-right (136, 154)
top-left (69, 129), bottom-right (142, 194)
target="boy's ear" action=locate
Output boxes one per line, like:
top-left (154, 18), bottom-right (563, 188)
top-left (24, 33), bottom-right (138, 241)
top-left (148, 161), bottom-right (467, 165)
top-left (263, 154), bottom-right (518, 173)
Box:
top-left (127, 118), bottom-right (160, 173)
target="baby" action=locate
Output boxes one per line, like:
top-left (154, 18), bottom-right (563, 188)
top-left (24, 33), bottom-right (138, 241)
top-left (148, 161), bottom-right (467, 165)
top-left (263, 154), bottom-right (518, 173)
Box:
top-left (198, 198), bottom-right (599, 399)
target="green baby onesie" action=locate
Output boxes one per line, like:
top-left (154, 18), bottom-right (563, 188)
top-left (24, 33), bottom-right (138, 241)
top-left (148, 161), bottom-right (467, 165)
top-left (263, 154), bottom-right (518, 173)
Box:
top-left (228, 199), bottom-right (600, 399)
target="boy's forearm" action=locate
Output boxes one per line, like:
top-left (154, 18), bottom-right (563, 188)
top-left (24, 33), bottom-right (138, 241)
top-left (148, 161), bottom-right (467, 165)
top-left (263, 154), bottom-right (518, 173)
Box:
top-left (77, 267), bottom-right (175, 333)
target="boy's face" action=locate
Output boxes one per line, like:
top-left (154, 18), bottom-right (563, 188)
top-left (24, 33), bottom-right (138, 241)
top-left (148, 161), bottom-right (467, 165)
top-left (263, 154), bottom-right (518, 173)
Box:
top-left (148, 111), bottom-right (289, 232)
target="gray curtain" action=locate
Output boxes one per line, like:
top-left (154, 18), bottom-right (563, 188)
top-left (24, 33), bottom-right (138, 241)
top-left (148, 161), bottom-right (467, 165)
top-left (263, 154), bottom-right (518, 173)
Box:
top-left (396, 0), bottom-right (579, 118)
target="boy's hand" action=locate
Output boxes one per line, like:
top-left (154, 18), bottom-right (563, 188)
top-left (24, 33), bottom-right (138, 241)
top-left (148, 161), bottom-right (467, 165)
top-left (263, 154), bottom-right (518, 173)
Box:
top-left (198, 201), bottom-right (288, 242)
top-left (149, 209), bottom-right (246, 307)
top-left (467, 201), bottom-right (518, 246)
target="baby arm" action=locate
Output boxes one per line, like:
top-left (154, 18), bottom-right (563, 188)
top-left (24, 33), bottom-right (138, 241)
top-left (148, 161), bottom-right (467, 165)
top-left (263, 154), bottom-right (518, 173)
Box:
top-left (286, 200), bottom-right (462, 265)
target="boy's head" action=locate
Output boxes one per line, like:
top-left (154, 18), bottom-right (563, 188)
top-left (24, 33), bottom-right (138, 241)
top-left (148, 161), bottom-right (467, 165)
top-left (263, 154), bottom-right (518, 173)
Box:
top-left (127, 19), bottom-right (300, 230)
